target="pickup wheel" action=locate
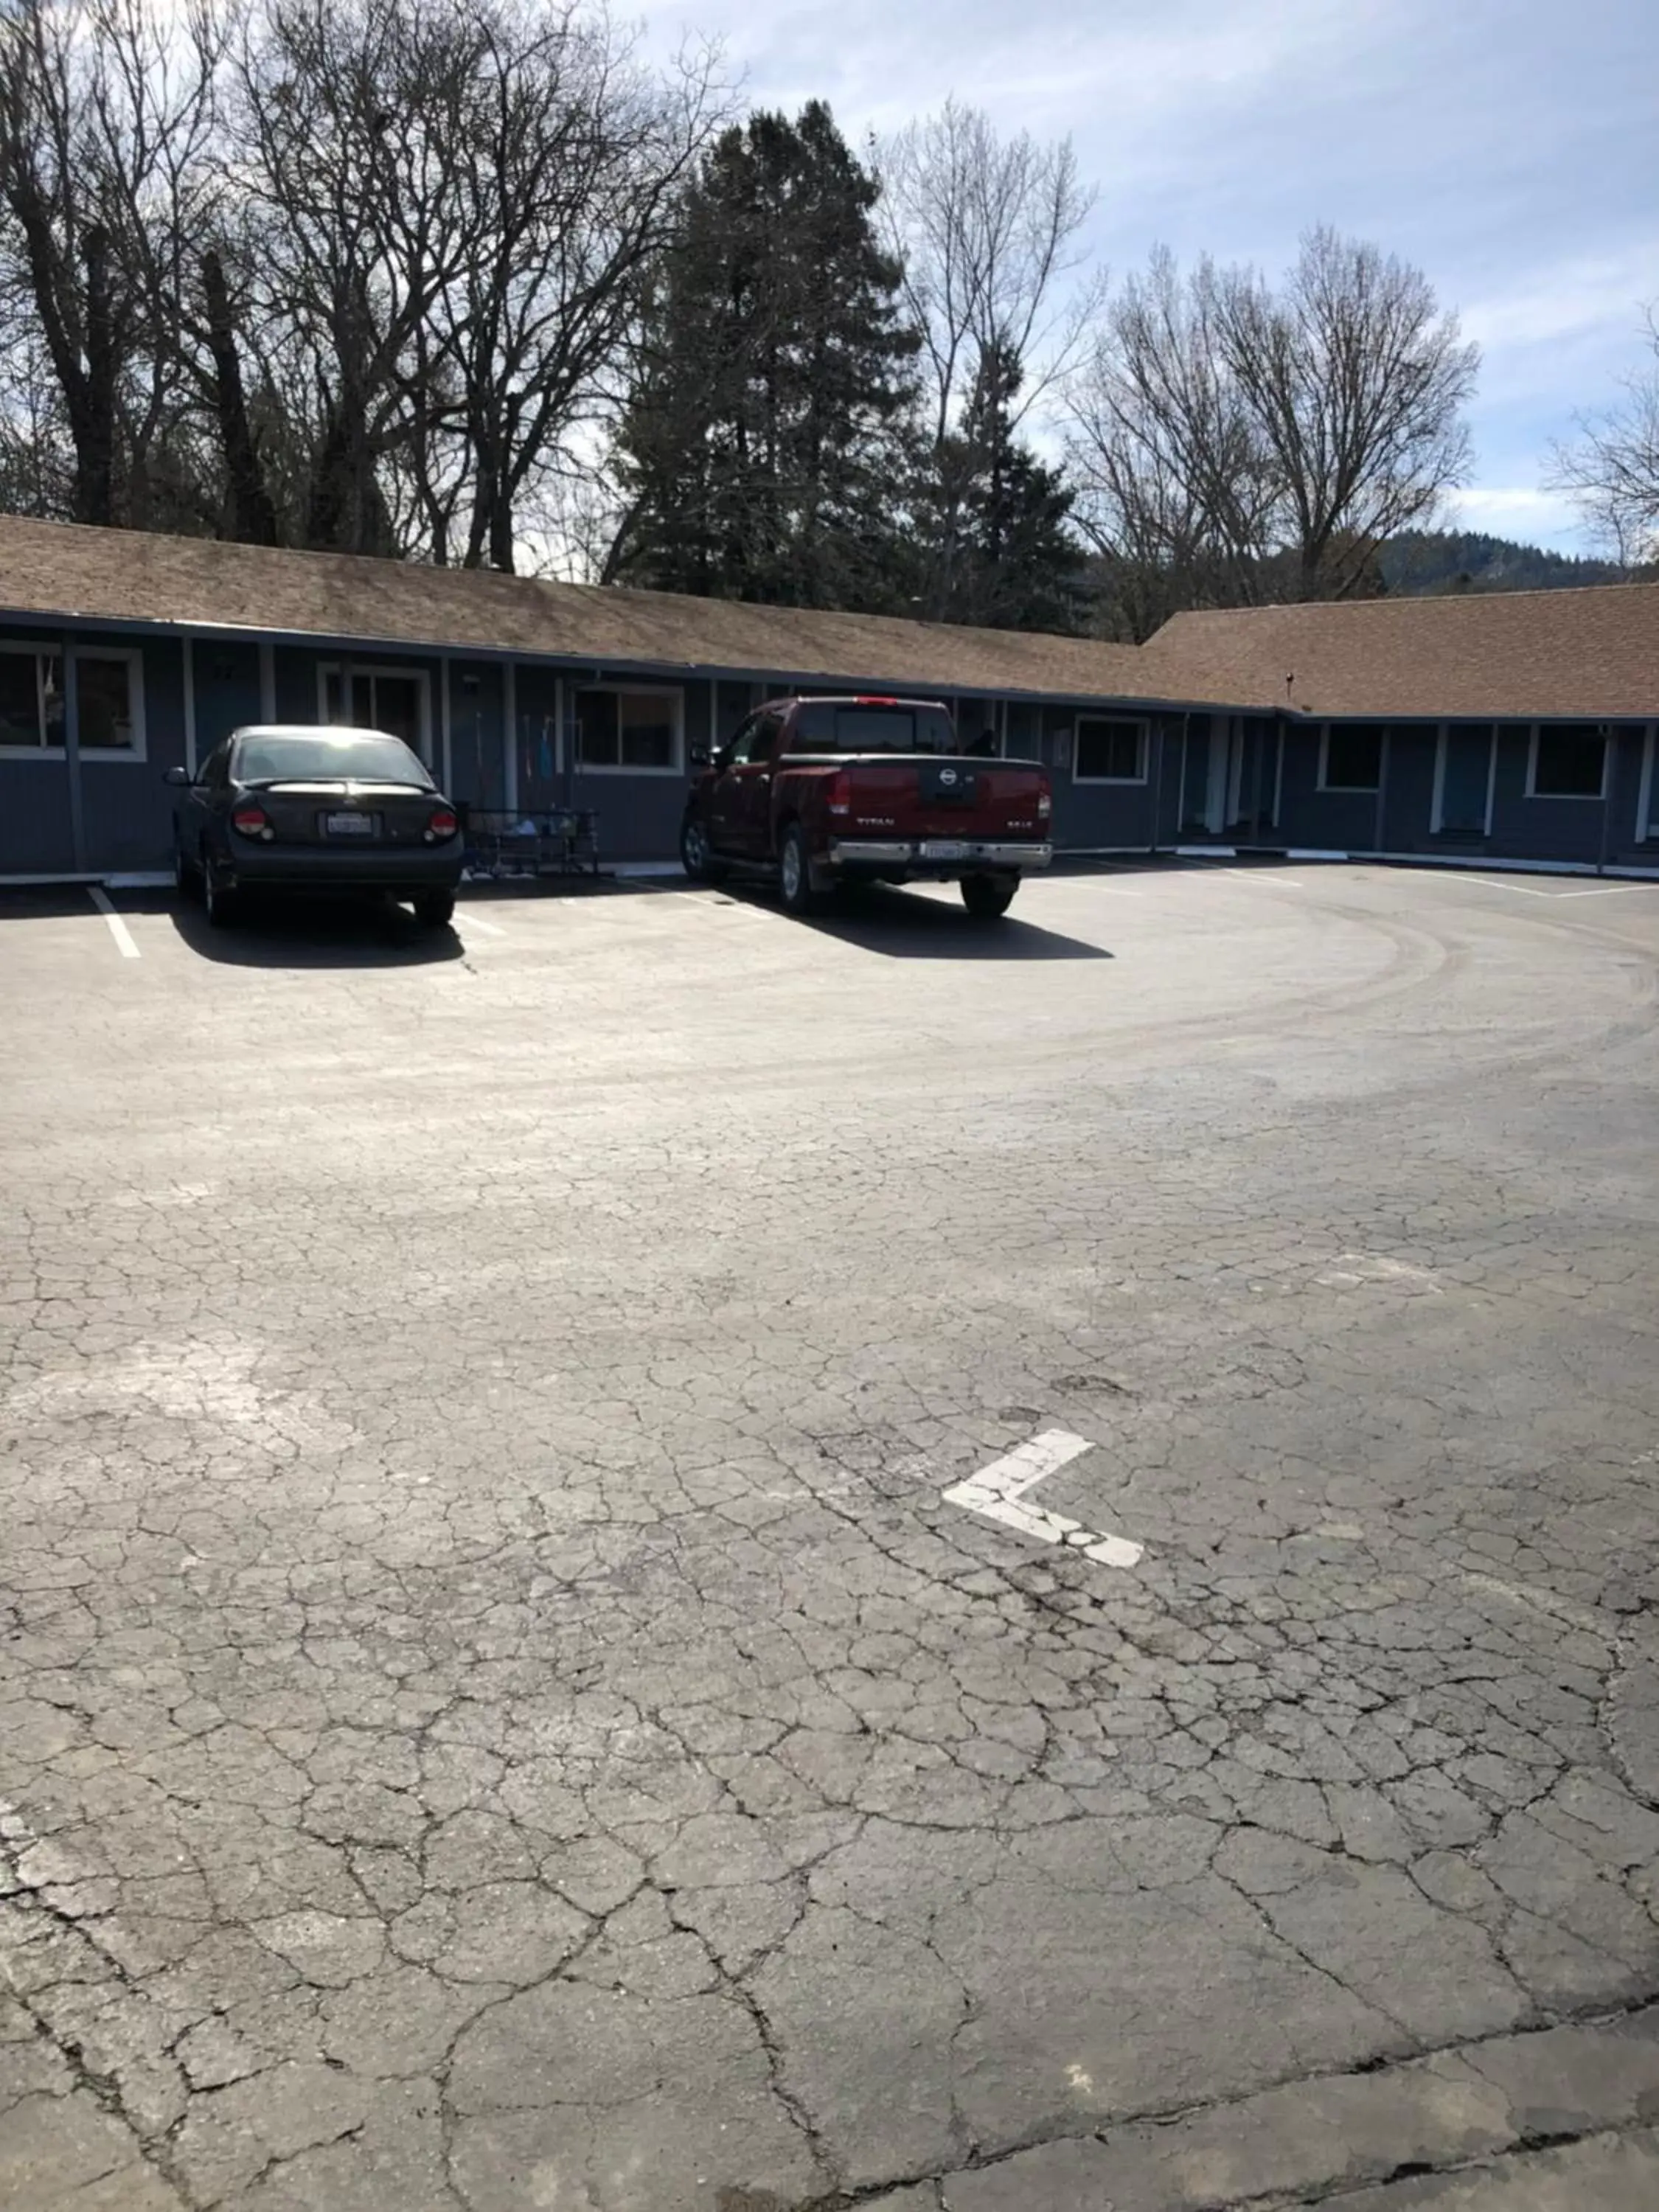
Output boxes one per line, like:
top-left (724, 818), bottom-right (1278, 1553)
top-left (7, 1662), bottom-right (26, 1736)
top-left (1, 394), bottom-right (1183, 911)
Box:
top-left (961, 871), bottom-right (1017, 920)
top-left (778, 822), bottom-right (818, 916)
top-left (680, 812), bottom-right (728, 883)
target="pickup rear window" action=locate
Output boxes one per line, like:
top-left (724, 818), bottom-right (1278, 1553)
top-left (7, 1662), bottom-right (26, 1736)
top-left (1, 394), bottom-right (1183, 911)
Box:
top-left (789, 703), bottom-right (958, 755)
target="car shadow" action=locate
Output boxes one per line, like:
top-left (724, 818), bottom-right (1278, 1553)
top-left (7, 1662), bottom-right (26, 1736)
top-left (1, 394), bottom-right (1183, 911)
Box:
top-left (166, 891), bottom-right (464, 967)
top-left (708, 881), bottom-right (1114, 960)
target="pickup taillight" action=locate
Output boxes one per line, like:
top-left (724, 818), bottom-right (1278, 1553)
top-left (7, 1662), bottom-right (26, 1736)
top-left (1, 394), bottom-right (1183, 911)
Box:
top-left (827, 771), bottom-right (852, 817)
top-left (1037, 784), bottom-right (1052, 821)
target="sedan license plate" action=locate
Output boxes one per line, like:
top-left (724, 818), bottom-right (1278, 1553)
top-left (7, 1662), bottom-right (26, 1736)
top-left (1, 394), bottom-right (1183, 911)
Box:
top-left (921, 839), bottom-right (969, 860)
top-left (324, 812), bottom-right (375, 837)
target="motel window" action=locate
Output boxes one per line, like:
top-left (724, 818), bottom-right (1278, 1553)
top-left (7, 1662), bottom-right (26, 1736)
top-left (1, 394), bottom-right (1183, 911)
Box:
top-left (1529, 724), bottom-right (1606, 799)
top-left (1320, 723), bottom-right (1384, 792)
top-left (574, 686), bottom-right (679, 771)
top-left (0, 644), bottom-right (137, 752)
top-left (0, 645), bottom-right (63, 749)
top-left (1074, 716), bottom-right (1146, 782)
top-left (75, 653), bottom-right (140, 749)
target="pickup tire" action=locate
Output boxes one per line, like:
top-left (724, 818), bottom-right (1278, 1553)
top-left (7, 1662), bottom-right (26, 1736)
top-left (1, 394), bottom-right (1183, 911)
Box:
top-left (680, 812), bottom-right (728, 884)
top-left (778, 821), bottom-right (818, 916)
top-left (961, 872), bottom-right (1017, 920)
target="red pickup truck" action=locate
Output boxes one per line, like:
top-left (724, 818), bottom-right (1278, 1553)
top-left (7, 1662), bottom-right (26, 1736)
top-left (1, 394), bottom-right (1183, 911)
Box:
top-left (679, 695), bottom-right (1052, 919)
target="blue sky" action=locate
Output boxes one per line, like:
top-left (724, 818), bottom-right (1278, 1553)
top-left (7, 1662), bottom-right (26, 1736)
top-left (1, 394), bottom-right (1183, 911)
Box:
top-left (644, 0), bottom-right (1658, 551)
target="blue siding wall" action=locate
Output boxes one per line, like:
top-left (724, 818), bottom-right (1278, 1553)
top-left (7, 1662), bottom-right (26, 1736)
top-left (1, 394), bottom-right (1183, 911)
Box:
top-left (193, 639), bottom-right (263, 755)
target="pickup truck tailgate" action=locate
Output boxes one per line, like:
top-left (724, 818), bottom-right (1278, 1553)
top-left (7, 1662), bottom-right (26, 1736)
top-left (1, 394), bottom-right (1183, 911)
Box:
top-left (841, 757), bottom-right (1048, 838)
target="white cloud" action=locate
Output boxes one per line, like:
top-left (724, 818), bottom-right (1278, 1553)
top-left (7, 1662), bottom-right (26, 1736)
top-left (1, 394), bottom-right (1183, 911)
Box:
top-left (636, 0), bottom-right (1656, 548)
top-left (1447, 487), bottom-right (1585, 539)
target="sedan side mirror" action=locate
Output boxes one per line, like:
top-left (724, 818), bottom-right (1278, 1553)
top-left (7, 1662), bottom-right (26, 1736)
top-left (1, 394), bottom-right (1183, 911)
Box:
top-left (163, 765), bottom-right (193, 787)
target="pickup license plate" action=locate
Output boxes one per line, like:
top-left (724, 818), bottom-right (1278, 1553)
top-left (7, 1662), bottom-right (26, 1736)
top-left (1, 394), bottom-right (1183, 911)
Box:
top-left (921, 839), bottom-right (969, 860)
top-left (324, 812), bottom-right (375, 837)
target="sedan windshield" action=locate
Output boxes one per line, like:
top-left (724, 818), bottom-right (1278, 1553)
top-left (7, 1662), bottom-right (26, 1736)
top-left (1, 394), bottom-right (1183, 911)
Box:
top-left (234, 732), bottom-right (431, 785)
top-left (789, 702), bottom-right (958, 755)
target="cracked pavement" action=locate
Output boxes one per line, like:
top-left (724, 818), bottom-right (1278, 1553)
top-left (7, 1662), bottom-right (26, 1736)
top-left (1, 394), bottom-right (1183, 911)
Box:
top-left (3, 861), bottom-right (1659, 2211)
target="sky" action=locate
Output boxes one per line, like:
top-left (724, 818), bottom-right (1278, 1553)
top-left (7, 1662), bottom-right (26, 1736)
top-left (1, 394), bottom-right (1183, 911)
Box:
top-left (641, 0), bottom-right (1658, 552)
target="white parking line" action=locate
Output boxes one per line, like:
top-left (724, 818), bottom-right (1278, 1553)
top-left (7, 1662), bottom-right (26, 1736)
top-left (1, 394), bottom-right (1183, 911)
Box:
top-left (459, 911), bottom-right (508, 937)
top-left (88, 887), bottom-right (140, 959)
top-left (942, 1428), bottom-right (1144, 1568)
top-left (1453, 876), bottom-right (1652, 902)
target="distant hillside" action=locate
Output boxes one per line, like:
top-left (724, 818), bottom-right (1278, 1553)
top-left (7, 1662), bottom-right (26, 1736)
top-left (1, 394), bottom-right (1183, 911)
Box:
top-left (1380, 531), bottom-right (1642, 597)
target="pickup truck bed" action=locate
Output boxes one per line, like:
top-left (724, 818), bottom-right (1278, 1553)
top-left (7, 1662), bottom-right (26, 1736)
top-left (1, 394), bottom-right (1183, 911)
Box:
top-left (681, 695), bottom-right (1054, 920)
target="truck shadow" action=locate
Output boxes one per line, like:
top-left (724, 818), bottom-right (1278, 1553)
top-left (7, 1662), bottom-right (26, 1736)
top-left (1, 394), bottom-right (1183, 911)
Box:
top-left (722, 883), bottom-right (1114, 960)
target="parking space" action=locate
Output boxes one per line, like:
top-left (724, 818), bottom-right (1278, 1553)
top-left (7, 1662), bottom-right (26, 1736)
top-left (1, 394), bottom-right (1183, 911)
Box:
top-left (4, 863), bottom-right (1659, 2212)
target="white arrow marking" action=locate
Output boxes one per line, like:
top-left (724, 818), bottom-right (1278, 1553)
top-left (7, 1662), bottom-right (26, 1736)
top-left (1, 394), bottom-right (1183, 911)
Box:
top-left (942, 1428), bottom-right (1144, 1568)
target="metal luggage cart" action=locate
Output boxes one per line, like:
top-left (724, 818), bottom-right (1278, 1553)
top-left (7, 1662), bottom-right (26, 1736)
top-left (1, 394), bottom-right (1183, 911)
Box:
top-left (462, 807), bottom-right (600, 882)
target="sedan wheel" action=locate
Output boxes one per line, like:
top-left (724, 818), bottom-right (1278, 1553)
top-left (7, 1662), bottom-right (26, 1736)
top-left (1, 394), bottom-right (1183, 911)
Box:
top-left (202, 860), bottom-right (240, 930)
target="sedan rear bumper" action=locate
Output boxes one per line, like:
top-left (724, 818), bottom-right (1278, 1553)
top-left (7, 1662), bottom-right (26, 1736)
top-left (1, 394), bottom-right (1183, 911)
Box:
top-left (221, 840), bottom-right (464, 891)
top-left (827, 838), bottom-right (1051, 870)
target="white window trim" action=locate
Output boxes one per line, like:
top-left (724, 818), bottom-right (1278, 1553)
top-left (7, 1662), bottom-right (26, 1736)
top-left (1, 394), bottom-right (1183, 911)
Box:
top-left (75, 644), bottom-right (147, 761)
top-left (317, 661), bottom-right (433, 766)
top-left (1526, 721), bottom-right (1607, 801)
top-left (570, 681), bottom-right (684, 776)
top-left (0, 640), bottom-right (146, 761)
top-left (1317, 722), bottom-right (1383, 794)
top-left (1429, 722), bottom-right (1497, 837)
top-left (1072, 714), bottom-right (1148, 785)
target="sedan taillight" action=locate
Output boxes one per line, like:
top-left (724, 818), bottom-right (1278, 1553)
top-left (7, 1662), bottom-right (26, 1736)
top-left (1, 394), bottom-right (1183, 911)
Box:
top-left (425, 807), bottom-right (459, 841)
top-left (232, 804), bottom-right (273, 840)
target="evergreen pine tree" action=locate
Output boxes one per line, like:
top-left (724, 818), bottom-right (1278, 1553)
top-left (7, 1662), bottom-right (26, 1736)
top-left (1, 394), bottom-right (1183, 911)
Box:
top-left (914, 340), bottom-right (1086, 633)
top-left (610, 103), bottom-right (918, 611)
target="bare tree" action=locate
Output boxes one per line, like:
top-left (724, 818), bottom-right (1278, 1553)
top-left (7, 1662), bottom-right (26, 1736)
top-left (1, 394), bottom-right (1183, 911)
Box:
top-left (1547, 308), bottom-right (1659, 568)
top-left (0, 0), bottom-right (229, 528)
top-left (1071, 227), bottom-right (1478, 621)
top-left (877, 99), bottom-right (1098, 446)
top-left (422, 17), bottom-right (725, 571)
top-left (216, 0), bottom-right (725, 566)
top-left (875, 100), bottom-right (1100, 619)
top-left (1068, 247), bottom-right (1276, 634)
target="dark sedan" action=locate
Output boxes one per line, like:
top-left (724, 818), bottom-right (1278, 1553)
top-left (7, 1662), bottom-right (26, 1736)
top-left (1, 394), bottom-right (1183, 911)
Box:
top-left (166, 725), bottom-right (465, 928)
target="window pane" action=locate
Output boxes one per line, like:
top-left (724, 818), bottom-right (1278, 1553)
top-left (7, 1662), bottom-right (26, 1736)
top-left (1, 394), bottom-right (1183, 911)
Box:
top-left (324, 670), bottom-right (345, 721)
top-left (1533, 725), bottom-right (1604, 798)
top-left (790, 702), bottom-right (958, 754)
top-left (372, 674), bottom-right (422, 750)
top-left (619, 693), bottom-right (675, 768)
top-left (0, 653), bottom-right (42, 745)
top-left (1324, 724), bottom-right (1383, 790)
top-left (77, 656), bottom-right (133, 748)
top-left (233, 731), bottom-right (430, 785)
top-left (1076, 718), bottom-right (1144, 779)
top-left (574, 689), bottom-right (619, 765)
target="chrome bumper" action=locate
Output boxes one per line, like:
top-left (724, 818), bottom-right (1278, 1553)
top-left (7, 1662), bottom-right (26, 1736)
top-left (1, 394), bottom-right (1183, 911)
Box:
top-left (827, 840), bottom-right (1052, 869)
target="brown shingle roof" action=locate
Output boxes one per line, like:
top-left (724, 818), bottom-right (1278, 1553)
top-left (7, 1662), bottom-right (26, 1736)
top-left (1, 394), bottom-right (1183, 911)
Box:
top-left (1141, 585), bottom-right (1659, 720)
top-left (0, 514), bottom-right (1158, 703)
top-left (4, 515), bottom-right (1655, 722)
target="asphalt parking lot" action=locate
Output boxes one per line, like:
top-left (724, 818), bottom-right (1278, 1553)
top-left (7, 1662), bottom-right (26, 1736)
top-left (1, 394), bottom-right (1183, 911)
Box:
top-left (4, 860), bottom-right (1659, 2212)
